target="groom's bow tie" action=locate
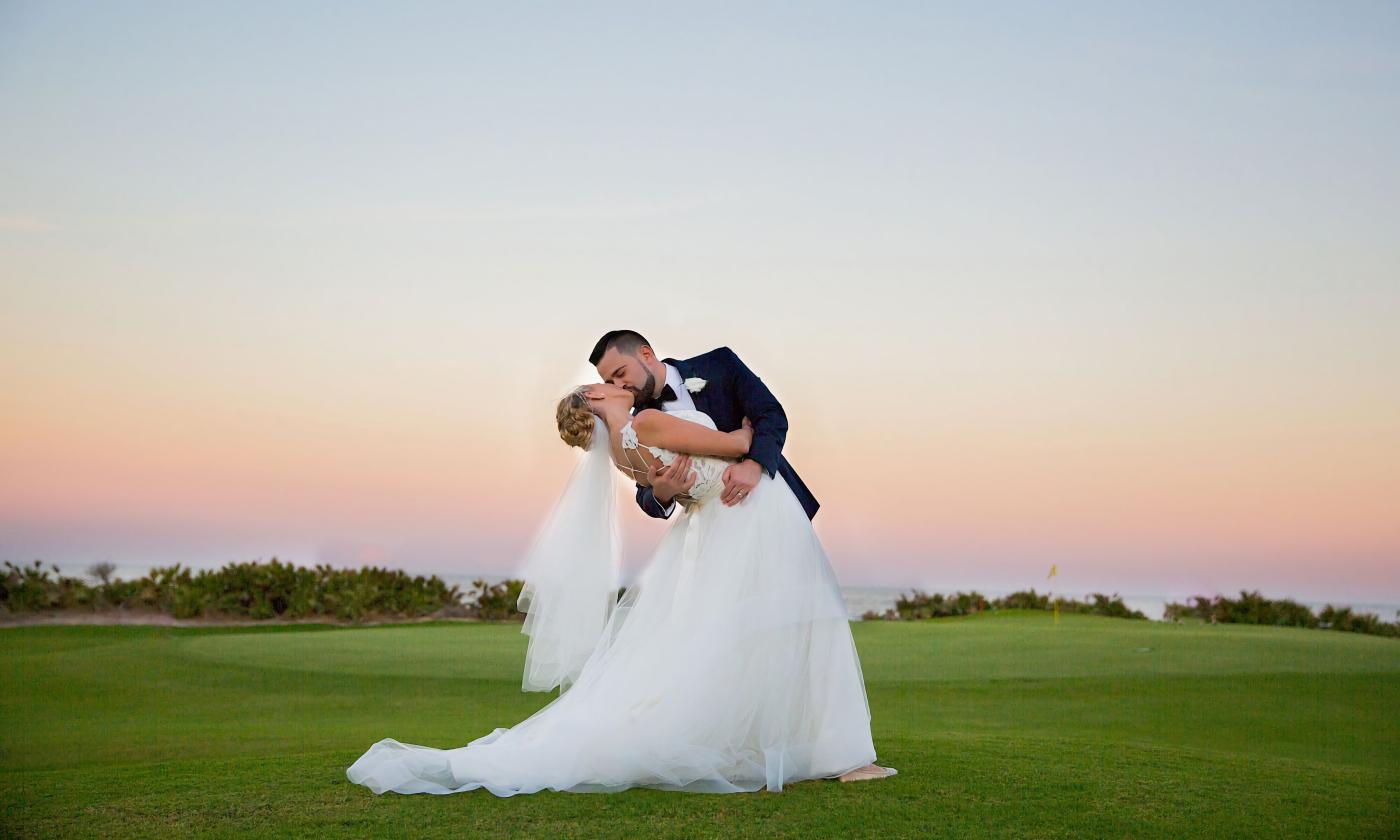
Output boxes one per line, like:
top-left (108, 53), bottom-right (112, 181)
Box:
top-left (637, 384), bottom-right (678, 411)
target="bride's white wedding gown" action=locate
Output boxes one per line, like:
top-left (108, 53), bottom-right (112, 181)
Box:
top-left (346, 410), bottom-right (879, 795)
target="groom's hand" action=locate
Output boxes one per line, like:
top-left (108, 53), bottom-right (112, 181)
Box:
top-left (721, 459), bottom-right (762, 506)
top-left (649, 455), bottom-right (696, 506)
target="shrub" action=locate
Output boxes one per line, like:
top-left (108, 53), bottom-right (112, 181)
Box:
top-left (470, 578), bottom-right (525, 621)
top-left (86, 561), bottom-right (116, 585)
top-left (1163, 592), bottom-right (1396, 638)
top-left (893, 590), bottom-right (990, 619)
top-left (1, 558), bottom-right (467, 624)
top-left (0, 560), bottom-right (93, 612)
top-left (1319, 604), bottom-right (1399, 637)
top-left (886, 588), bottom-right (1146, 621)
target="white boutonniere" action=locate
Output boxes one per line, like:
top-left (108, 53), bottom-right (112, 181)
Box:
top-left (683, 377), bottom-right (707, 394)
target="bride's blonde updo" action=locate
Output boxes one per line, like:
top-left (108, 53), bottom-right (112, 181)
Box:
top-left (556, 387), bottom-right (596, 449)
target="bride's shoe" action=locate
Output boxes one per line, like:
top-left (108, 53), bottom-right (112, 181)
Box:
top-left (836, 763), bottom-right (898, 783)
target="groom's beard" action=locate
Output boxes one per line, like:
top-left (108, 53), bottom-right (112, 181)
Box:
top-left (629, 370), bottom-right (658, 410)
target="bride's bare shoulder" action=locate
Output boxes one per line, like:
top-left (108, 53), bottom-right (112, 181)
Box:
top-left (630, 409), bottom-right (667, 434)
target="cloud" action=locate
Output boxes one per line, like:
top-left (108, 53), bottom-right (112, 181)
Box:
top-left (323, 195), bottom-right (720, 227)
top-left (100, 194), bottom-right (731, 233)
top-left (422, 196), bottom-right (713, 224)
top-left (0, 214), bottom-right (56, 232)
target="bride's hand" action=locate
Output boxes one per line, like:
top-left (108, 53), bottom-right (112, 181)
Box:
top-left (731, 417), bottom-right (754, 453)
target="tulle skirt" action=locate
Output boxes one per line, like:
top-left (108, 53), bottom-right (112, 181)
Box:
top-left (345, 470), bottom-right (878, 795)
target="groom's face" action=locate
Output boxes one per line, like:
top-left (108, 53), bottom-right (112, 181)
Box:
top-left (596, 346), bottom-right (657, 410)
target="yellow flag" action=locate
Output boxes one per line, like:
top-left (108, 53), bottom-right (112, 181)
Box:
top-left (1047, 564), bottom-right (1057, 579)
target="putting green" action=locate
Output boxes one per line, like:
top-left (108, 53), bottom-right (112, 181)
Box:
top-left (2, 612), bottom-right (1396, 838)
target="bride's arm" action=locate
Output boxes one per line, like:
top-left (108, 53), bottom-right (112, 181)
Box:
top-left (632, 409), bottom-right (750, 457)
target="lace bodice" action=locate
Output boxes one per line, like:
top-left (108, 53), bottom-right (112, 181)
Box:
top-left (619, 409), bottom-right (733, 506)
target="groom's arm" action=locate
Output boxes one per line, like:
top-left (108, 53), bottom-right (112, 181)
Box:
top-left (717, 346), bottom-right (788, 478)
top-left (636, 483), bottom-right (676, 519)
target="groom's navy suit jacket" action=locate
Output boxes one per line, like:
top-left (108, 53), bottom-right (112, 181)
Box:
top-left (634, 346), bottom-right (820, 521)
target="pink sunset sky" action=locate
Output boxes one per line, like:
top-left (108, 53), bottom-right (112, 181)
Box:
top-left (2, 3), bottom-right (1397, 603)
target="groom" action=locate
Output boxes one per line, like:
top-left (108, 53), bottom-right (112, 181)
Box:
top-left (589, 330), bottom-right (820, 521)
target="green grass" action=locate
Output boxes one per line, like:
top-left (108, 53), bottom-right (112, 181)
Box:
top-left (2, 611), bottom-right (1397, 838)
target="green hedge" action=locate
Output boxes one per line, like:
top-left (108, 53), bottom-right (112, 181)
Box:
top-left (0, 559), bottom-right (524, 624)
top-left (1164, 590), bottom-right (1398, 638)
top-left (865, 588), bottom-right (1147, 621)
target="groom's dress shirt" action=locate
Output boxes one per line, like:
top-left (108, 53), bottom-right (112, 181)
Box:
top-left (659, 363), bottom-right (696, 413)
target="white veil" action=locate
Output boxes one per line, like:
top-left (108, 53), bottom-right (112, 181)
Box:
top-left (516, 414), bottom-right (621, 693)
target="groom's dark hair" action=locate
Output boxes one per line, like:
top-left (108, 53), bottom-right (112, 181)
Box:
top-left (589, 330), bottom-right (652, 365)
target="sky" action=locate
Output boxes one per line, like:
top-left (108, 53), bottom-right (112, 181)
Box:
top-left (2, 1), bottom-right (1398, 603)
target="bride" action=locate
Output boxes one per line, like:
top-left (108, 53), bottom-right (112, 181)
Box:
top-left (345, 382), bottom-right (895, 795)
